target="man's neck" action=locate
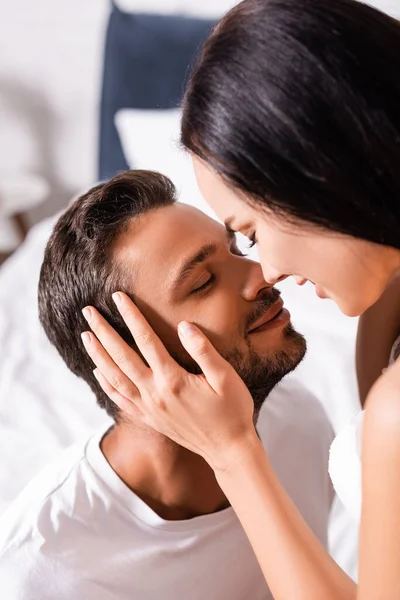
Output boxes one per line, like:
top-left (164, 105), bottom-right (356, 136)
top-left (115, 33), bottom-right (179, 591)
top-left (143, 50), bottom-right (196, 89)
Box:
top-left (100, 422), bottom-right (229, 521)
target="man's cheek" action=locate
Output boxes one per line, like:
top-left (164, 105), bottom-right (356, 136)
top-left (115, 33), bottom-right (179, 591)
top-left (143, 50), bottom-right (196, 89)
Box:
top-left (195, 321), bottom-right (242, 357)
top-left (136, 304), bottom-right (182, 358)
top-left (155, 323), bottom-right (184, 360)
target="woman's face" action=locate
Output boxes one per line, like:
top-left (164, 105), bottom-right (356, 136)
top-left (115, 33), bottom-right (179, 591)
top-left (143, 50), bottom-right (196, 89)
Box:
top-left (193, 158), bottom-right (400, 317)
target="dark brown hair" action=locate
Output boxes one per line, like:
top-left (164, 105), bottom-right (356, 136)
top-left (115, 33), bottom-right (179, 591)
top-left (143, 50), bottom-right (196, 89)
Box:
top-left (182, 0), bottom-right (400, 248)
top-left (38, 170), bottom-right (176, 420)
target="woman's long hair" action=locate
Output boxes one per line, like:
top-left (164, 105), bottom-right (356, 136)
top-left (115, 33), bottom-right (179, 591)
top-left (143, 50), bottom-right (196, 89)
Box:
top-left (182, 0), bottom-right (400, 248)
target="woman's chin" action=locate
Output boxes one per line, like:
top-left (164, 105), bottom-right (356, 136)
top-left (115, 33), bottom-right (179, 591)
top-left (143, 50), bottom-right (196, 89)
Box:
top-left (336, 296), bottom-right (376, 318)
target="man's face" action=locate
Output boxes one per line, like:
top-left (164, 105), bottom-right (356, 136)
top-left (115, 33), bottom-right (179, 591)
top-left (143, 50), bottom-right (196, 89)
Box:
top-left (114, 203), bottom-right (306, 413)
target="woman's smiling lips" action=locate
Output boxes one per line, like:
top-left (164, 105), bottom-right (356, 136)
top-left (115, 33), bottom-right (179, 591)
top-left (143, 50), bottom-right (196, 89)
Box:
top-left (247, 298), bottom-right (290, 334)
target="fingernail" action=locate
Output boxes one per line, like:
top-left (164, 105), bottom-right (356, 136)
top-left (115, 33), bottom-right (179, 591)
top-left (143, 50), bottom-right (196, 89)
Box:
top-left (81, 331), bottom-right (91, 345)
top-left (112, 292), bottom-right (122, 306)
top-left (178, 321), bottom-right (196, 337)
top-left (82, 307), bottom-right (92, 321)
top-left (93, 368), bottom-right (100, 381)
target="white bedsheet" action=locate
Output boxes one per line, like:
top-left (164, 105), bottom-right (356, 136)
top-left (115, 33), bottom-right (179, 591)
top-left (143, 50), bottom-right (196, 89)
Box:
top-left (0, 213), bottom-right (359, 579)
top-left (0, 218), bottom-right (111, 513)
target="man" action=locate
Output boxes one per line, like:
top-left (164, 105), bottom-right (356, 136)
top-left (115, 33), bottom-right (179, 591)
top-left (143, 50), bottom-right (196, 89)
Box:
top-left (0, 170), bottom-right (333, 599)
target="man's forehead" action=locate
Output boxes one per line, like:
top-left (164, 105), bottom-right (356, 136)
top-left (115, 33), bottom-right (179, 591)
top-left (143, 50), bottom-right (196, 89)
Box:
top-left (128, 202), bottom-right (222, 244)
top-left (113, 202), bottom-right (224, 291)
top-left (168, 202), bottom-right (221, 227)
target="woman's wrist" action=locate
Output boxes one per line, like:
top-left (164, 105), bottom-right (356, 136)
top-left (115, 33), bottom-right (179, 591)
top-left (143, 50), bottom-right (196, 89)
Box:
top-left (208, 428), bottom-right (263, 474)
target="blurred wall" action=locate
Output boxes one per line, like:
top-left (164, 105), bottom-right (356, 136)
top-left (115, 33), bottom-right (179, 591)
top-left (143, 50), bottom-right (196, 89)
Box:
top-left (0, 0), bottom-right (109, 225)
top-left (0, 0), bottom-right (237, 227)
top-left (366, 0), bottom-right (400, 17)
top-left (0, 0), bottom-right (397, 226)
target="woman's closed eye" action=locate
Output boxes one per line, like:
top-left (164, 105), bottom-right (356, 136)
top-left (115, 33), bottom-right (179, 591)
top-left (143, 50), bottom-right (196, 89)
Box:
top-left (230, 232), bottom-right (257, 257)
top-left (190, 233), bottom-right (256, 294)
top-left (247, 232), bottom-right (257, 248)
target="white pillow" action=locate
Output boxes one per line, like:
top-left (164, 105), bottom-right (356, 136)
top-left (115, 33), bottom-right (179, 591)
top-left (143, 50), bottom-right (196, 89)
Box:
top-left (115, 108), bottom-right (217, 221)
top-left (364, 0), bottom-right (400, 18)
top-left (115, 108), bottom-right (259, 257)
top-left (115, 1), bottom-right (400, 20)
top-left (114, 0), bottom-right (238, 18)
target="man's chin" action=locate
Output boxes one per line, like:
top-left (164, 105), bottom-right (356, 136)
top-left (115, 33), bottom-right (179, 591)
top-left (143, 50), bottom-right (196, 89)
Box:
top-left (242, 325), bottom-right (307, 414)
top-left (256, 324), bottom-right (307, 373)
top-left (171, 323), bottom-right (306, 416)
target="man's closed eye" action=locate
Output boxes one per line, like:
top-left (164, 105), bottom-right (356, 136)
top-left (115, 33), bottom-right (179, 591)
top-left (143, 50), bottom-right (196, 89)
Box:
top-left (191, 274), bottom-right (216, 295)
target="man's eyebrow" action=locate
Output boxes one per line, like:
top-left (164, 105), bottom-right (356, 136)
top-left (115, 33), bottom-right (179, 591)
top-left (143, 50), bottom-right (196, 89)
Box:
top-left (172, 244), bottom-right (218, 291)
top-left (171, 229), bottom-right (236, 292)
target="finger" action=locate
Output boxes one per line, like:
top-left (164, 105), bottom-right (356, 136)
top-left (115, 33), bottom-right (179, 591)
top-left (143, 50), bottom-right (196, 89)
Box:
top-left (93, 369), bottom-right (144, 420)
top-left (177, 321), bottom-right (233, 391)
top-left (81, 331), bottom-right (142, 402)
top-left (112, 292), bottom-right (179, 375)
top-left (82, 305), bottom-right (149, 385)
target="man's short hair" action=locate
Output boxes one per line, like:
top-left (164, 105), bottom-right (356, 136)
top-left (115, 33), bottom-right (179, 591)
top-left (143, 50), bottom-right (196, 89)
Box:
top-left (38, 170), bottom-right (176, 420)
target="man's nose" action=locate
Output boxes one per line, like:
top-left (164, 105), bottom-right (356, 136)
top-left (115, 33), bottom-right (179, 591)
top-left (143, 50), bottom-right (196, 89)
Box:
top-left (242, 262), bottom-right (277, 301)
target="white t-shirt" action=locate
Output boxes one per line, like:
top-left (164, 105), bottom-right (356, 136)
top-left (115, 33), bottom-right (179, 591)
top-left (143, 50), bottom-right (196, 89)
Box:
top-left (0, 380), bottom-right (334, 600)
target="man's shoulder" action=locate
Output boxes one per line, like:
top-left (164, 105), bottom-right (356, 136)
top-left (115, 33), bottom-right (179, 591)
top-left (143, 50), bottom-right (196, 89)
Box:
top-left (0, 544), bottom-right (79, 600)
top-left (258, 376), bottom-right (334, 546)
top-left (258, 376), bottom-right (334, 494)
top-left (258, 375), bottom-right (334, 448)
top-left (0, 436), bottom-right (90, 558)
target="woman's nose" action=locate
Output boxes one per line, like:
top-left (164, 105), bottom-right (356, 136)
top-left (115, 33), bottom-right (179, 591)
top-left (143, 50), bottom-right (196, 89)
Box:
top-left (261, 266), bottom-right (288, 286)
top-left (271, 274), bottom-right (289, 284)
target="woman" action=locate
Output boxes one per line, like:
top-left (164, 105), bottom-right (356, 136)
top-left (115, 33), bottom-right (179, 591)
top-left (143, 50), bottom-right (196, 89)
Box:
top-left (81, 1), bottom-right (400, 598)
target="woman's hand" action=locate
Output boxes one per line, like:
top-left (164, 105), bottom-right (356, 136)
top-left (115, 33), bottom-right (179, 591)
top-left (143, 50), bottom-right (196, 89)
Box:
top-left (82, 293), bottom-right (358, 600)
top-left (81, 292), bottom-right (257, 471)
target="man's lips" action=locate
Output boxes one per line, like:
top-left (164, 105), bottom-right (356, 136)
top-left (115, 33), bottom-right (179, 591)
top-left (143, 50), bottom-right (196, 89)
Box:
top-left (247, 297), bottom-right (286, 334)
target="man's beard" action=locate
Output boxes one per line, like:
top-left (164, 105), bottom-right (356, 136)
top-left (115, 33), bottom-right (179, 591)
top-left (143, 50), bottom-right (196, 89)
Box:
top-left (174, 321), bottom-right (306, 418)
top-left (222, 323), bottom-right (306, 416)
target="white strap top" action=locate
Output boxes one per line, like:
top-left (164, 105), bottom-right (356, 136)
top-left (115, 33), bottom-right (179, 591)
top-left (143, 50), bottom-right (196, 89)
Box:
top-left (329, 335), bottom-right (400, 522)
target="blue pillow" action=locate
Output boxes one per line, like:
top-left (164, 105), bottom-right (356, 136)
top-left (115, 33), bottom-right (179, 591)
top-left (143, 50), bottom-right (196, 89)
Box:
top-left (98, 3), bottom-right (216, 181)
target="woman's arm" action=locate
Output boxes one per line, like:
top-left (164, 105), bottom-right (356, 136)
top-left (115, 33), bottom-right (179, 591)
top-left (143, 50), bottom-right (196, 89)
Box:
top-left (356, 272), bottom-right (400, 407)
top-left (217, 363), bottom-right (400, 600)
top-left (82, 294), bottom-right (400, 600)
top-left (215, 436), bottom-right (356, 600)
top-left (81, 294), bottom-right (355, 600)
top-left (358, 360), bottom-right (400, 600)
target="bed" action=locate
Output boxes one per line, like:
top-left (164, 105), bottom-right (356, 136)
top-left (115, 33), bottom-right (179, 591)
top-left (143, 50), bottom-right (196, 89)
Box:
top-left (0, 0), bottom-right (359, 580)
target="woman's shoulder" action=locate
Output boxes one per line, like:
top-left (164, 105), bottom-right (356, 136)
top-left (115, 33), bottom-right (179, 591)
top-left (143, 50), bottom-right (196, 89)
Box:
top-left (365, 359), bottom-right (400, 436)
top-left (361, 360), bottom-right (400, 498)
